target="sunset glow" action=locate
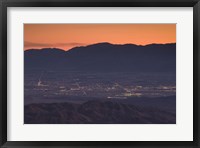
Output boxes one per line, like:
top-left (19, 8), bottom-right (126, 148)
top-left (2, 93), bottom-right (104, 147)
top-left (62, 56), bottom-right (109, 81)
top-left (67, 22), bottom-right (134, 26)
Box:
top-left (24, 24), bottom-right (176, 51)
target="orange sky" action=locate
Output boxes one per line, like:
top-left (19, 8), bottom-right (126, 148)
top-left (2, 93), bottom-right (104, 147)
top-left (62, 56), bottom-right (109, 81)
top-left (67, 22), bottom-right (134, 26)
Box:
top-left (24, 24), bottom-right (176, 51)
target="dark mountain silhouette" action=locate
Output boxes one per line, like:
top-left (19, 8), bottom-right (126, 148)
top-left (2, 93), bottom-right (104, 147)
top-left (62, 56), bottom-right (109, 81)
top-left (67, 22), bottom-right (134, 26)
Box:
top-left (24, 43), bottom-right (176, 72)
top-left (24, 100), bottom-right (176, 124)
top-left (24, 48), bottom-right (66, 68)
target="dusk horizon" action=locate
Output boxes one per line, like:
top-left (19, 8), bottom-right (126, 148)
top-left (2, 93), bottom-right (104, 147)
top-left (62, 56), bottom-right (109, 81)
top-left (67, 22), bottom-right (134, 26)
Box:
top-left (24, 42), bottom-right (176, 51)
top-left (24, 24), bottom-right (176, 124)
top-left (24, 24), bottom-right (176, 51)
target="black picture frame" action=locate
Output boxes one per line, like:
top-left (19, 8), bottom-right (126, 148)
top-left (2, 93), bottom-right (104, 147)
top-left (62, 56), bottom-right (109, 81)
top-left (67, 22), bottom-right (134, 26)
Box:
top-left (0, 0), bottom-right (199, 147)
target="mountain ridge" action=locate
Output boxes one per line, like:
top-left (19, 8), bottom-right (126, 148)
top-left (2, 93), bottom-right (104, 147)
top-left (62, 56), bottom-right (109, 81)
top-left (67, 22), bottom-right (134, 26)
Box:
top-left (24, 100), bottom-right (176, 124)
top-left (24, 42), bottom-right (176, 72)
top-left (25, 42), bottom-right (176, 52)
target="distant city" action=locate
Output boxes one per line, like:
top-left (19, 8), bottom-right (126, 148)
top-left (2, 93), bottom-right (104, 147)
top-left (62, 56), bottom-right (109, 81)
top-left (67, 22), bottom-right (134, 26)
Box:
top-left (24, 24), bottom-right (176, 124)
top-left (24, 70), bottom-right (175, 104)
top-left (24, 42), bottom-right (176, 124)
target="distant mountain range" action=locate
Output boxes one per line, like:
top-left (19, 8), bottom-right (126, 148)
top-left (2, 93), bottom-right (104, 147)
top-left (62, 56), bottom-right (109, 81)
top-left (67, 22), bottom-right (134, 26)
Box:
top-left (24, 42), bottom-right (176, 72)
top-left (24, 100), bottom-right (176, 124)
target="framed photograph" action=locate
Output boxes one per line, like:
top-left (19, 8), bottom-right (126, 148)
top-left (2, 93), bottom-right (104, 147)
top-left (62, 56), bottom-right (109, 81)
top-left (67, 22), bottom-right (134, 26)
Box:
top-left (1, 0), bottom-right (199, 147)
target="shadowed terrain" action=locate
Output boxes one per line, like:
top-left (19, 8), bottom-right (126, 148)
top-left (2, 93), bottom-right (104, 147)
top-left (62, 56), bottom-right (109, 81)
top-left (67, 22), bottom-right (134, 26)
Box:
top-left (25, 100), bottom-right (176, 124)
